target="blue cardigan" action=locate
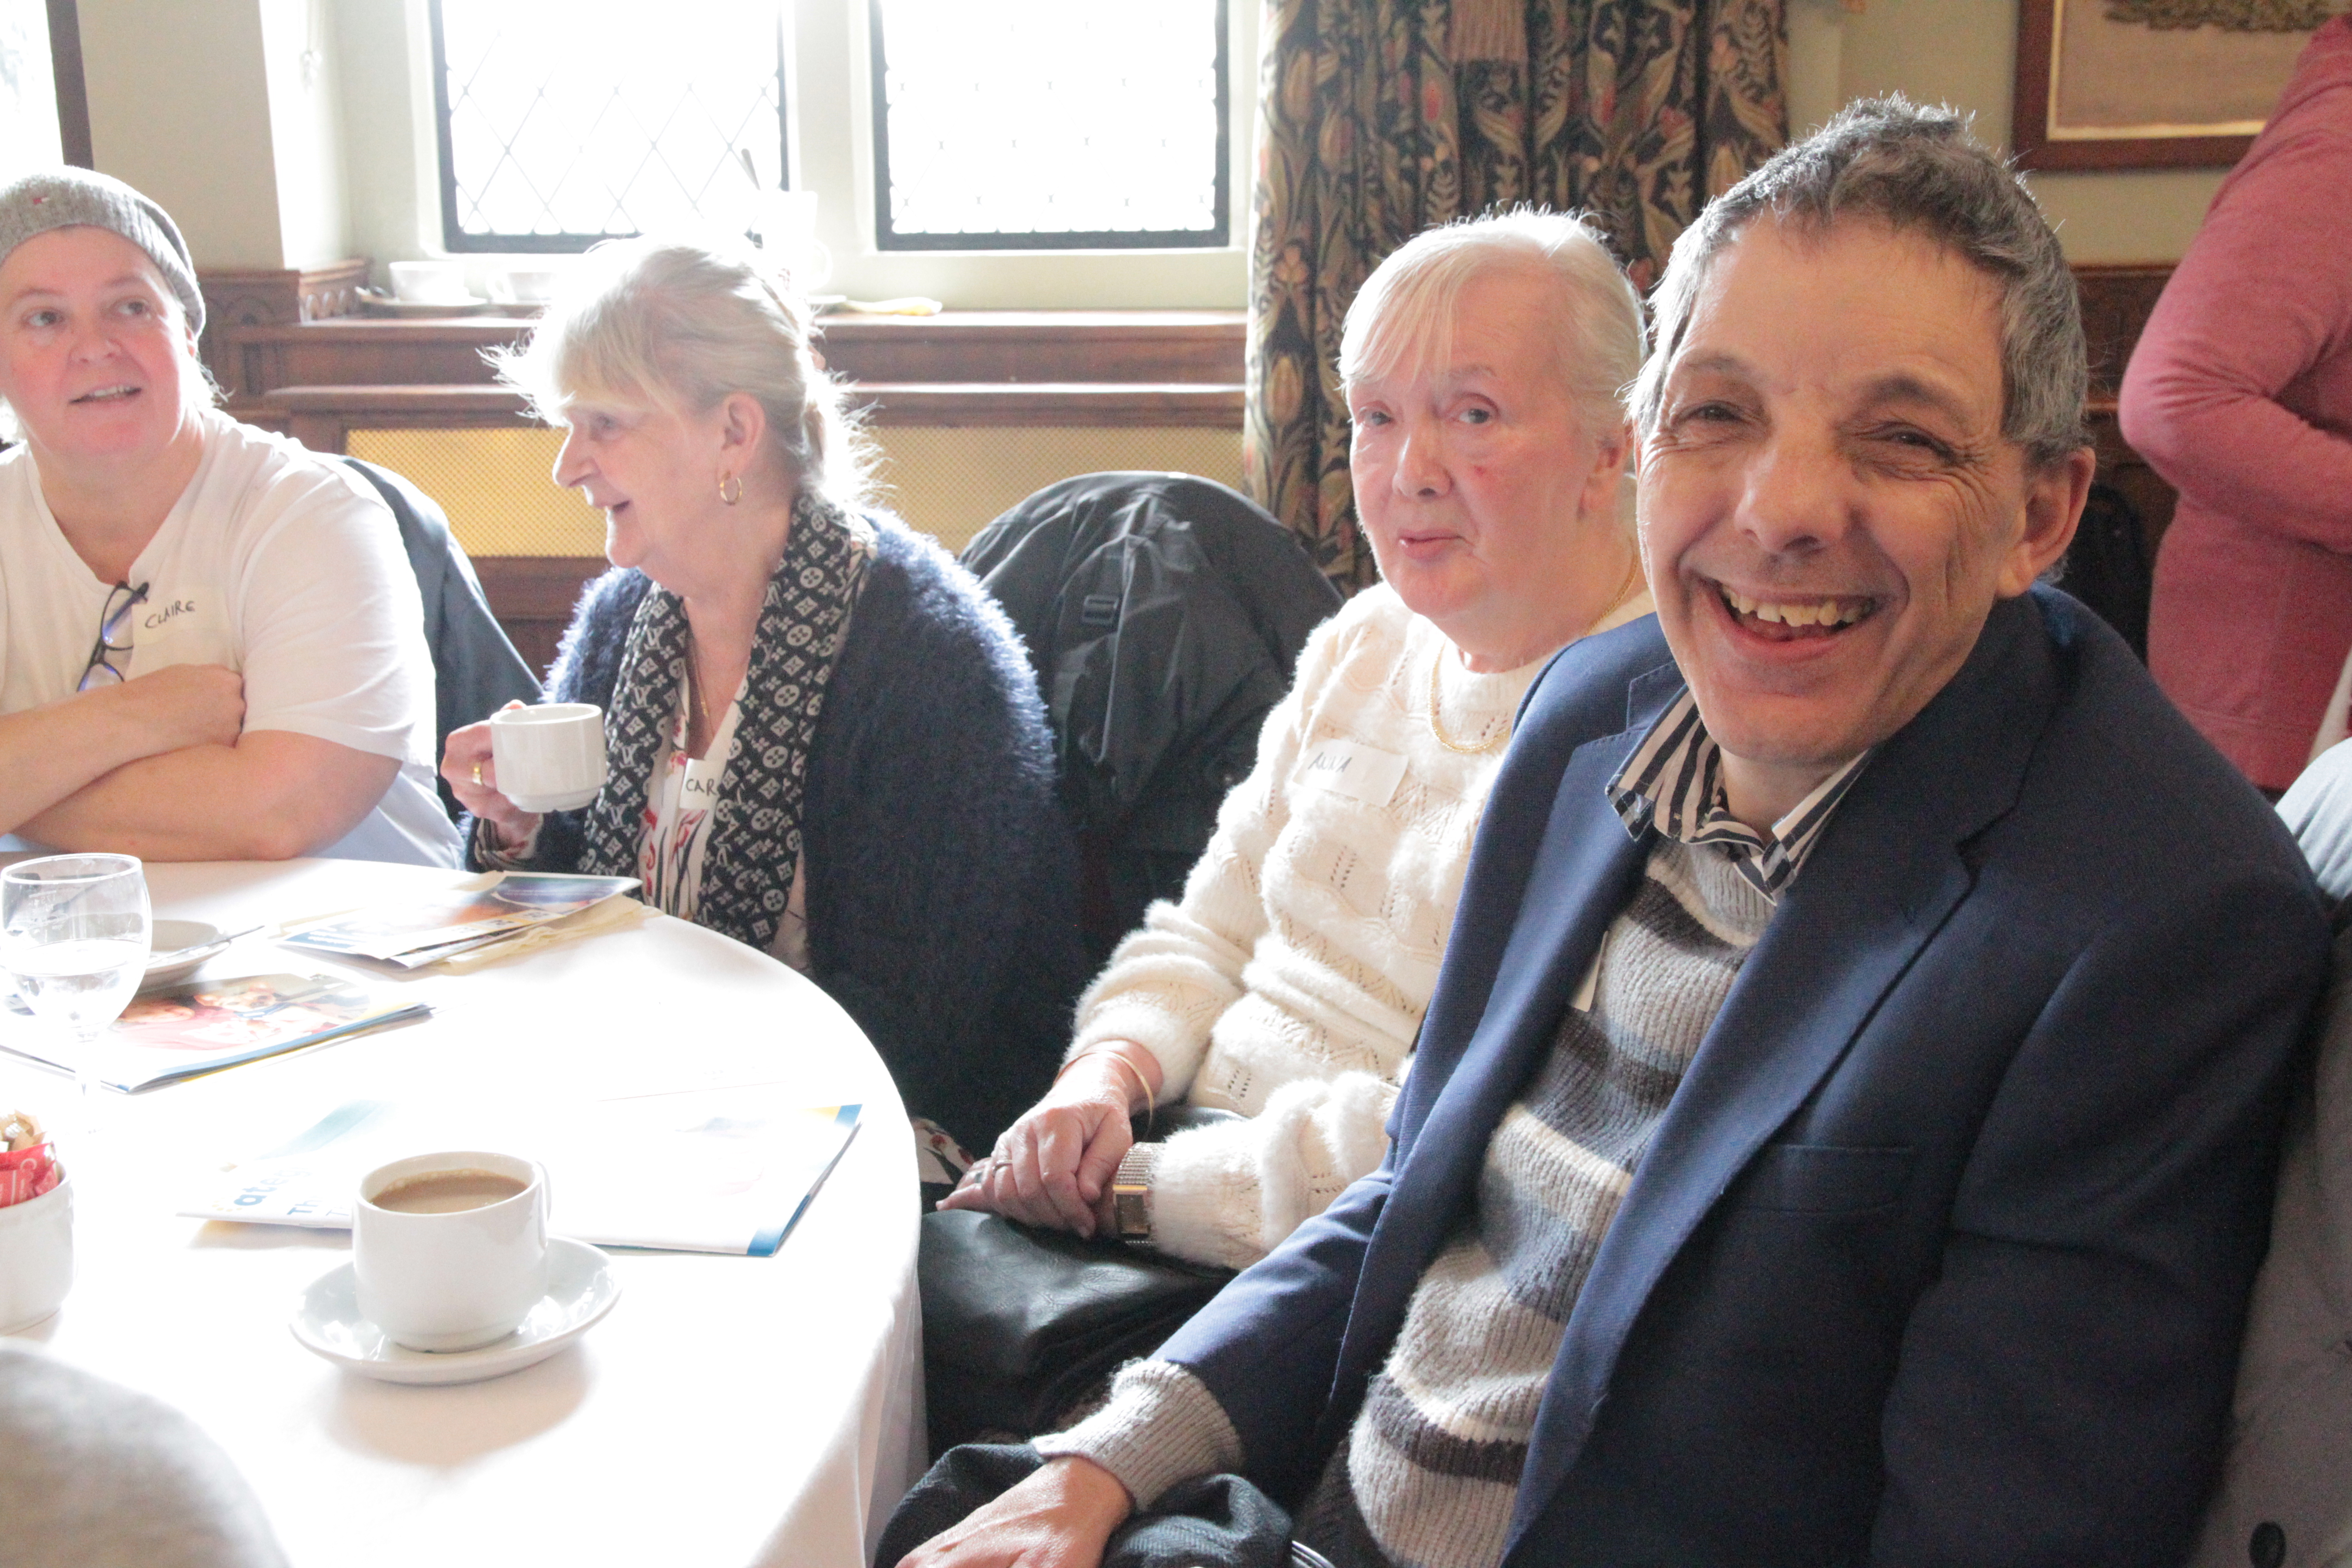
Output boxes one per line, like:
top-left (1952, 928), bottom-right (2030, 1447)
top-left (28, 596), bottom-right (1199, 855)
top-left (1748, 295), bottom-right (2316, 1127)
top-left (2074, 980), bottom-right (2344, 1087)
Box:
top-left (503, 518), bottom-right (1084, 1152)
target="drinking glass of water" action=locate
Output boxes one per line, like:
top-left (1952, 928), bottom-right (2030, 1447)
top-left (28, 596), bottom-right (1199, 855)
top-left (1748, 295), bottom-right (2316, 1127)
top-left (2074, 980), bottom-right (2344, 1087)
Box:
top-left (1, 854), bottom-right (150, 1133)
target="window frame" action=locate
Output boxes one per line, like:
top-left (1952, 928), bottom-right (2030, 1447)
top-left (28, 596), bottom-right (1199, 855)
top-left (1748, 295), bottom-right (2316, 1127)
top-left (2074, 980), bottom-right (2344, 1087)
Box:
top-left (424, 0), bottom-right (793, 255)
top-left (864, 0), bottom-right (1230, 254)
top-left (368, 0), bottom-right (1251, 308)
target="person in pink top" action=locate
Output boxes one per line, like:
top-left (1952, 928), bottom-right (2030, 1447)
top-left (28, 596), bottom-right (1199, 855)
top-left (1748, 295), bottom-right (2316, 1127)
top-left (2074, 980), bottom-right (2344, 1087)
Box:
top-left (2123, 16), bottom-right (2352, 795)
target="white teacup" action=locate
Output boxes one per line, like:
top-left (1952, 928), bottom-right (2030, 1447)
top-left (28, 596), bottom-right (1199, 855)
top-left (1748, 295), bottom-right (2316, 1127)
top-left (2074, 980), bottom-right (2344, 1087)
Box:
top-left (353, 1151), bottom-right (548, 1353)
top-left (0, 1175), bottom-right (73, 1333)
top-left (388, 260), bottom-right (470, 304)
top-left (490, 703), bottom-right (608, 813)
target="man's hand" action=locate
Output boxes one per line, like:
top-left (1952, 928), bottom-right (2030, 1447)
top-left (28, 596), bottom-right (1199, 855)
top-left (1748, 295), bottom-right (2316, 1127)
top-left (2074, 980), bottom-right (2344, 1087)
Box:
top-left (894, 1456), bottom-right (1134, 1568)
top-left (937, 1047), bottom-right (1158, 1238)
top-left (102, 664), bottom-right (245, 753)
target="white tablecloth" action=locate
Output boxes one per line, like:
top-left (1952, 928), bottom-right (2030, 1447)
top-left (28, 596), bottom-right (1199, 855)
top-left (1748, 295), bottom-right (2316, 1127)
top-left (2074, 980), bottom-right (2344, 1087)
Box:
top-left (0, 858), bottom-right (925, 1568)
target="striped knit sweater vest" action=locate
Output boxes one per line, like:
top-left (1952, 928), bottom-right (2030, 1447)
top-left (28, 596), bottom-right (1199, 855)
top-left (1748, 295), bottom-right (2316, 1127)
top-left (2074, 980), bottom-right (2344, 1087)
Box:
top-left (1293, 836), bottom-right (1774, 1568)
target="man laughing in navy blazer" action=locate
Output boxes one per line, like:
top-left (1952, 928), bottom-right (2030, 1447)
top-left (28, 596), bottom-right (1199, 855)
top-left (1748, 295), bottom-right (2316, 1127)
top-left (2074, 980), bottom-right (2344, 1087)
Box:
top-left (899, 98), bottom-right (2332, 1568)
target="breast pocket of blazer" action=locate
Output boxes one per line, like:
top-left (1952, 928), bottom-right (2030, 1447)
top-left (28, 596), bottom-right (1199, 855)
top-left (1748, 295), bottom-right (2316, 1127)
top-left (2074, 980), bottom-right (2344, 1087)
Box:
top-left (1730, 1143), bottom-right (1916, 1216)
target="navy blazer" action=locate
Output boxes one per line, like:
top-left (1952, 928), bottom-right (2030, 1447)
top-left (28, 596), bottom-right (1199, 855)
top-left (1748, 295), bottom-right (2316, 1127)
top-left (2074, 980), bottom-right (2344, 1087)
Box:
top-left (1155, 587), bottom-right (2330, 1568)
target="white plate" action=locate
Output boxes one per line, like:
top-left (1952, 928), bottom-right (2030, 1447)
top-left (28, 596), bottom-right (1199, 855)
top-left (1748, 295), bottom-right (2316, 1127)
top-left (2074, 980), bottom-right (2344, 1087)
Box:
top-left (360, 296), bottom-right (493, 318)
top-left (143, 919), bottom-right (228, 992)
top-left (290, 1236), bottom-right (620, 1385)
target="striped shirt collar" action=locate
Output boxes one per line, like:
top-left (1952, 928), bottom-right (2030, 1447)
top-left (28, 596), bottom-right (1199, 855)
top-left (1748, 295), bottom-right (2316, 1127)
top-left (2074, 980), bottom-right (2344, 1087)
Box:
top-left (1607, 688), bottom-right (1872, 900)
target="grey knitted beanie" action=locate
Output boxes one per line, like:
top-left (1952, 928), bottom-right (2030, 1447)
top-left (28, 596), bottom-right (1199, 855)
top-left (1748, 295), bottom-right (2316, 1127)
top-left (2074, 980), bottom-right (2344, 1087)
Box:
top-left (0, 168), bottom-right (204, 335)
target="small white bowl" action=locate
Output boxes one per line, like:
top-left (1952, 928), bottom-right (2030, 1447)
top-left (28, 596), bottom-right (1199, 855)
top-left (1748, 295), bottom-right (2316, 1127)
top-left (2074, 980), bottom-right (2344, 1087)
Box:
top-left (390, 260), bottom-right (472, 305)
top-left (143, 918), bottom-right (228, 993)
top-left (0, 1175), bottom-right (73, 1333)
top-left (487, 266), bottom-right (566, 304)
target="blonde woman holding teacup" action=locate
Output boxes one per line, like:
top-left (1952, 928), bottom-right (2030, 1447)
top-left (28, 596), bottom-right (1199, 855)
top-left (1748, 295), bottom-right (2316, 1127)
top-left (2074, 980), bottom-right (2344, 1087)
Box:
top-left (441, 238), bottom-right (1083, 1159)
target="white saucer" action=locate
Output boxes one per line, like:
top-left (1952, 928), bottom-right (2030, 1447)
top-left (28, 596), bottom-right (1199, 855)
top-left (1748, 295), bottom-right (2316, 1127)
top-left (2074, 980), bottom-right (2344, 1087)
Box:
top-left (360, 296), bottom-right (493, 318)
top-left (144, 919), bottom-right (228, 992)
top-left (290, 1237), bottom-right (620, 1385)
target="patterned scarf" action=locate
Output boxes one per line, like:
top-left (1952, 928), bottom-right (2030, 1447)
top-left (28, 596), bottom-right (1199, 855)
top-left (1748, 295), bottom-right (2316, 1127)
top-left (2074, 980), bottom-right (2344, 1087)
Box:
top-left (578, 491), bottom-right (873, 950)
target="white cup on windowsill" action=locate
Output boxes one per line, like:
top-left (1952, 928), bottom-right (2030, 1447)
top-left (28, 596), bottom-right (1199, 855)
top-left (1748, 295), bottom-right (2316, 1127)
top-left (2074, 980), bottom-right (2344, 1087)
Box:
top-left (487, 266), bottom-right (567, 306)
top-left (389, 260), bottom-right (473, 305)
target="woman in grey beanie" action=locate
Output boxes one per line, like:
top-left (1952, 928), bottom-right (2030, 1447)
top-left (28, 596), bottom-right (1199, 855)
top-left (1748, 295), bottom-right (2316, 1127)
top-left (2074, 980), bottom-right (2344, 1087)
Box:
top-left (0, 168), bottom-right (459, 864)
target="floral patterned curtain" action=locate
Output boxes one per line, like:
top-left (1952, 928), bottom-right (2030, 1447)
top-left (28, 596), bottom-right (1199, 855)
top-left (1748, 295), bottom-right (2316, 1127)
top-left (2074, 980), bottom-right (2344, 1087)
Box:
top-left (1245, 0), bottom-right (1788, 588)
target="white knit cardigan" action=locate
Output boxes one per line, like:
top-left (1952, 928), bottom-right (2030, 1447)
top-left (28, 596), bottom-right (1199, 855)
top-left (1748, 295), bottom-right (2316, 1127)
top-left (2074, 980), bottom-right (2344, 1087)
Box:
top-left (1070, 583), bottom-right (1653, 1268)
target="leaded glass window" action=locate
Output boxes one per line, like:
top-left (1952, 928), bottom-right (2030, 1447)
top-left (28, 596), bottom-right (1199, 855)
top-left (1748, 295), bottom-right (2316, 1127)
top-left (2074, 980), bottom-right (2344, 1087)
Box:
top-left (430, 0), bottom-right (788, 252)
top-left (870, 0), bottom-right (1228, 251)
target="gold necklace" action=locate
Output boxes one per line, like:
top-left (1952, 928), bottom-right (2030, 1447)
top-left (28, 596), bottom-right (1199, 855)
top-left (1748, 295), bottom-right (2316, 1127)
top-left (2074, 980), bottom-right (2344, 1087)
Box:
top-left (1426, 548), bottom-right (1642, 755)
top-left (1427, 647), bottom-right (1506, 754)
top-left (682, 630), bottom-right (711, 757)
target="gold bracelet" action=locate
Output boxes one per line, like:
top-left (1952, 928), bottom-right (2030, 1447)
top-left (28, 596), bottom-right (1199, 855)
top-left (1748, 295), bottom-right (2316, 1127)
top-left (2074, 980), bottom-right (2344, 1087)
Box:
top-left (1055, 1047), bottom-right (1156, 1131)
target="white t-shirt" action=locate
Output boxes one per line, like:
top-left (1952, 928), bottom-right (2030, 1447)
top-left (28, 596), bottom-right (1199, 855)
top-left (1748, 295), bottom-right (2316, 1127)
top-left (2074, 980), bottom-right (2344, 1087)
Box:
top-left (0, 409), bottom-right (461, 866)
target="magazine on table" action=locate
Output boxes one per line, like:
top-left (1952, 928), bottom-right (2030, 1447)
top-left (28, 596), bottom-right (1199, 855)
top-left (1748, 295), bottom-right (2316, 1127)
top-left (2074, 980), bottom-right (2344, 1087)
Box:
top-left (279, 872), bottom-right (642, 968)
top-left (0, 972), bottom-right (428, 1093)
top-left (181, 1090), bottom-right (864, 1255)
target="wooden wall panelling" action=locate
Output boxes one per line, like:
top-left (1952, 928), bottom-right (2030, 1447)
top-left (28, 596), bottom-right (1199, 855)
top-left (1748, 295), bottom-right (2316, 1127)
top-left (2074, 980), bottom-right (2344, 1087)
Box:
top-left (470, 556), bottom-right (609, 680)
top-left (219, 319), bottom-right (530, 398)
top-left (818, 311), bottom-right (1245, 384)
top-left (2073, 263), bottom-right (2181, 552)
top-left (216, 310), bottom-right (1247, 671)
top-left (197, 262), bottom-right (373, 396)
top-left (212, 311), bottom-right (1245, 401)
top-left (244, 385), bottom-right (534, 456)
top-left (853, 383), bottom-right (1245, 427)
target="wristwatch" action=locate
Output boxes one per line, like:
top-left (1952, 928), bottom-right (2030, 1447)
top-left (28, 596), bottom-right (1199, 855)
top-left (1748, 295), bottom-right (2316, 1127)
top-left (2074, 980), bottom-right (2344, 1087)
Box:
top-left (1112, 1145), bottom-right (1158, 1242)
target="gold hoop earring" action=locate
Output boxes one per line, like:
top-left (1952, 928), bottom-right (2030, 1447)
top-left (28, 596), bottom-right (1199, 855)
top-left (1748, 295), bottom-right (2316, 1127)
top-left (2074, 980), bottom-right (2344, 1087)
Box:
top-left (718, 473), bottom-right (743, 506)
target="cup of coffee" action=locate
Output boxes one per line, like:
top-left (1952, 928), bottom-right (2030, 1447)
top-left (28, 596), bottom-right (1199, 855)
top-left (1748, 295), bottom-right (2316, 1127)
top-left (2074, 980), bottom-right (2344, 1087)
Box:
top-left (490, 703), bottom-right (608, 813)
top-left (353, 1152), bottom-right (548, 1352)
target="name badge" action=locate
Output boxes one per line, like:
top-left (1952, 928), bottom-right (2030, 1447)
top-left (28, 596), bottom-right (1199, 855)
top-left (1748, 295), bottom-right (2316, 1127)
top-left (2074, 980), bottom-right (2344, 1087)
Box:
top-left (128, 586), bottom-right (230, 670)
top-left (140, 594), bottom-right (204, 634)
top-left (1298, 737), bottom-right (1408, 808)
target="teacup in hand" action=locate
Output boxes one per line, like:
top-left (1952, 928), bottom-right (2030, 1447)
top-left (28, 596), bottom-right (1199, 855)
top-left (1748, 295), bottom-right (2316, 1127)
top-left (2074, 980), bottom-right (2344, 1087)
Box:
top-left (353, 1151), bottom-right (548, 1352)
top-left (489, 703), bottom-right (607, 813)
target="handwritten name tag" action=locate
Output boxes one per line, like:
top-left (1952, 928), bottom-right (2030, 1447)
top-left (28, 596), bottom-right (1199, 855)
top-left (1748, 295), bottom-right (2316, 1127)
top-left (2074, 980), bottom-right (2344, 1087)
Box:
top-left (1298, 737), bottom-right (1408, 808)
top-left (128, 586), bottom-right (230, 670)
top-left (677, 757), bottom-right (720, 804)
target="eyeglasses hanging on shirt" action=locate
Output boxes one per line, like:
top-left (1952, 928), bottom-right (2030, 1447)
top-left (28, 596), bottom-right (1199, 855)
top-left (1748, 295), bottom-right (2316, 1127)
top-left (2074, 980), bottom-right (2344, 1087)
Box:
top-left (77, 581), bottom-right (151, 692)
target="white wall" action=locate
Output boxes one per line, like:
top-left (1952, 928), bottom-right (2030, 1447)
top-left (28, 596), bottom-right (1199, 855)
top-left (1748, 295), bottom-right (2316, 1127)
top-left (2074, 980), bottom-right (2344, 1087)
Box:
top-left (328, 0), bottom-right (432, 283)
top-left (1788, 0), bottom-right (2228, 262)
top-left (78, 0), bottom-right (353, 269)
top-left (259, 0), bottom-right (352, 267)
top-left (79, 0), bottom-right (284, 266)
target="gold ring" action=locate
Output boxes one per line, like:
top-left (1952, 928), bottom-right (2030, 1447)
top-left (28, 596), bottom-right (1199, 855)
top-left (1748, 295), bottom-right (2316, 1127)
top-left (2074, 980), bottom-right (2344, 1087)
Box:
top-left (470, 762), bottom-right (483, 787)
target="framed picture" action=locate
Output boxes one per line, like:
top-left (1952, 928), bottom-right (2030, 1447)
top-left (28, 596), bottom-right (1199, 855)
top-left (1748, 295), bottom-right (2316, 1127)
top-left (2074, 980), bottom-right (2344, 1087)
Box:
top-left (2014, 0), bottom-right (2337, 170)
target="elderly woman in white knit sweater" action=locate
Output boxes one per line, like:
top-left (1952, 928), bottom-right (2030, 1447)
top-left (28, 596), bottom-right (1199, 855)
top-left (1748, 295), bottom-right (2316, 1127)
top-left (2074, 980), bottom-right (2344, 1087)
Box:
top-left (941, 209), bottom-right (1651, 1269)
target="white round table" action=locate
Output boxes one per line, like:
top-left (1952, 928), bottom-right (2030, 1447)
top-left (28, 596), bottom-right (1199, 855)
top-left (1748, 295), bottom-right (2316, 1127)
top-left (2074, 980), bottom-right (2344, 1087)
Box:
top-left (0, 858), bottom-right (926, 1568)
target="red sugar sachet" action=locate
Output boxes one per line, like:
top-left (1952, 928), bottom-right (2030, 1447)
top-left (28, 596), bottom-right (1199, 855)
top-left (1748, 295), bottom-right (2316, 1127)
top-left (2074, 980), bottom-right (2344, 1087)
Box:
top-left (0, 1143), bottom-right (59, 1208)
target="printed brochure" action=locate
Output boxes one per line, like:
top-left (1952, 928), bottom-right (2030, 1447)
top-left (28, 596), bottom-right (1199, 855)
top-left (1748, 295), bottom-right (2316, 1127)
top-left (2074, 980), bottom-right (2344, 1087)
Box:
top-left (0, 972), bottom-right (427, 1093)
top-left (182, 1091), bottom-right (863, 1255)
top-left (279, 872), bottom-right (641, 968)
